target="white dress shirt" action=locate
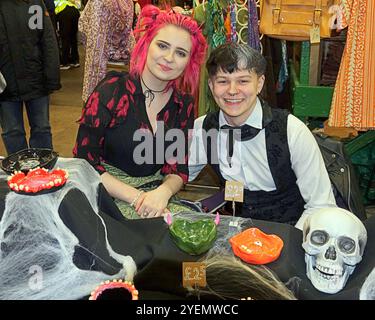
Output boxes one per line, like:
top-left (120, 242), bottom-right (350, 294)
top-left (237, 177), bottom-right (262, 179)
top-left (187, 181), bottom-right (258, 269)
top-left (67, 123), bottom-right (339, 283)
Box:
top-left (188, 98), bottom-right (337, 229)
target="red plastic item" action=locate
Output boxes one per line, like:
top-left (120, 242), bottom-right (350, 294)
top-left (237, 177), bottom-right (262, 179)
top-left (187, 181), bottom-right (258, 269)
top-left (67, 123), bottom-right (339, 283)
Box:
top-left (229, 228), bottom-right (284, 265)
top-left (89, 280), bottom-right (139, 300)
top-left (7, 167), bottom-right (68, 194)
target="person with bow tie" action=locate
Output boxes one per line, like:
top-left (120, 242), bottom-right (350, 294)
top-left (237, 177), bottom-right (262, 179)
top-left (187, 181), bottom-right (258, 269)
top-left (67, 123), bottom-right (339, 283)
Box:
top-left (188, 42), bottom-right (337, 230)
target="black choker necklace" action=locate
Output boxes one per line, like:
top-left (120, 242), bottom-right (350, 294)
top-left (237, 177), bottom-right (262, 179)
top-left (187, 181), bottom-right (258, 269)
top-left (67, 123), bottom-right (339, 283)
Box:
top-left (141, 77), bottom-right (167, 108)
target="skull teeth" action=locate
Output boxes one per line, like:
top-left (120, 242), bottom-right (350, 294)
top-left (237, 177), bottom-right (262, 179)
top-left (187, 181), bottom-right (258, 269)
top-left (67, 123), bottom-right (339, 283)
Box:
top-left (315, 264), bottom-right (343, 276)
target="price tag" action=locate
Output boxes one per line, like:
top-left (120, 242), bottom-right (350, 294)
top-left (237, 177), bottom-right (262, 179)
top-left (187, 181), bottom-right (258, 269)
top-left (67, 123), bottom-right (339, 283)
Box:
top-left (224, 181), bottom-right (244, 202)
top-left (310, 25), bottom-right (321, 44)
top-left (229, 220), bottom-right (239, 227)
top-left (182, 262), bottom-right (206, 288)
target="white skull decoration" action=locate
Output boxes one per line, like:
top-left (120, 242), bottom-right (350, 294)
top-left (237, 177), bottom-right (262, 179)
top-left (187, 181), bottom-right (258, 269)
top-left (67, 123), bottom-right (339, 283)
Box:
top-left (302, 208), bottom-right (367, 294)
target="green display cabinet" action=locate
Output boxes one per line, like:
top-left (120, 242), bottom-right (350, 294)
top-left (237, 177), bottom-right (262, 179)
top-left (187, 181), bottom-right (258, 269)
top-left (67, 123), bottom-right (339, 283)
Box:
top-left (290, 41), bottom-right (334, 119)
top-left (345, 131), bottom-right (375, 204)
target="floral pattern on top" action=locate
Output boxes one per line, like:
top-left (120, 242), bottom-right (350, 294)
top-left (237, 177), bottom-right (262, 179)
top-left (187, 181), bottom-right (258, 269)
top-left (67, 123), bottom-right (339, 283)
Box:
top-left (73, 71), bottom-right (195, 184)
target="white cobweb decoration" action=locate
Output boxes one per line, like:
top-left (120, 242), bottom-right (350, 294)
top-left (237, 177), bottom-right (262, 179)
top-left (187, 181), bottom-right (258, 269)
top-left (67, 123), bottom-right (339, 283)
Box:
top-left (0, 158), bottom-right (136, 300)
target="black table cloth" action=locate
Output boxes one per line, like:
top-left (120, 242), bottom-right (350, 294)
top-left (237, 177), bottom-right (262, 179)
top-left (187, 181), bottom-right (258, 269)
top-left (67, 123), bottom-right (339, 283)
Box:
top-left (0, 170), bottom-right (374, 300)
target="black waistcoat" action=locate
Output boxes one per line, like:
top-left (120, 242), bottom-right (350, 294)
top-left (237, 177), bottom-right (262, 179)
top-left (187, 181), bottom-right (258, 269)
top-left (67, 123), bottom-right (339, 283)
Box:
top-left (202, 100), bottom-right (305, 224)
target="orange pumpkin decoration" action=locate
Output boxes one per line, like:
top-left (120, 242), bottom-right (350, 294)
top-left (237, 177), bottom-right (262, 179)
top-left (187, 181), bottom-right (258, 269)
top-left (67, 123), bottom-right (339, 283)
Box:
top-left (229, 228), bottom-right (284, 265)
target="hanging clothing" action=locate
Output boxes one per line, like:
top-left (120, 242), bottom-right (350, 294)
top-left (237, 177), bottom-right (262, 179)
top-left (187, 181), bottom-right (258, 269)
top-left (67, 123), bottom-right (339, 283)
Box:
top-left (54, 0), bottom-right (78, 14)
top-left (57, 5), bottom-right (80, 66)
top-left (328, 0), bottom-right (375, 130)
top-left (79, 0), bottom-right (135, 103)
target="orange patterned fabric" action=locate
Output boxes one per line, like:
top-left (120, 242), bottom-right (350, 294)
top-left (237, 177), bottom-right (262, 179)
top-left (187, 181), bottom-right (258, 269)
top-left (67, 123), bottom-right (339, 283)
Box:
top-left (328, 0), bottom-right (375, 130)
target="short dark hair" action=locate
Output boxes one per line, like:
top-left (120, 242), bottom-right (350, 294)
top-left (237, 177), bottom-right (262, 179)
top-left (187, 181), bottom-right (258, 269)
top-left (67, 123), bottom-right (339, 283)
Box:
top-left (206, 43), bottom-right (267, 78)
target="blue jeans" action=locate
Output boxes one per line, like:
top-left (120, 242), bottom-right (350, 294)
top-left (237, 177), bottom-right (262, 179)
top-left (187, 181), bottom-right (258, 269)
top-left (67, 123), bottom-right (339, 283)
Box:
top-left (0, 96), bottom-right (53, 155)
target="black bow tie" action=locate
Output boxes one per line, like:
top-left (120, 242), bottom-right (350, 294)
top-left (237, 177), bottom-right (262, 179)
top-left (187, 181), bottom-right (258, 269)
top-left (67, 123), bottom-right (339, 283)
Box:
top-left (220, 124), bottom-right (261, 141)
top-left (220, 124), bottom-right (261, 168)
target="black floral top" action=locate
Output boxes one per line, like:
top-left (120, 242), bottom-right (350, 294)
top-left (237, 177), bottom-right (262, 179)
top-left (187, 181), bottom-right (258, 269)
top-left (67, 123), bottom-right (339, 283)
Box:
top-left (73, 71), bottom-right (195, 183)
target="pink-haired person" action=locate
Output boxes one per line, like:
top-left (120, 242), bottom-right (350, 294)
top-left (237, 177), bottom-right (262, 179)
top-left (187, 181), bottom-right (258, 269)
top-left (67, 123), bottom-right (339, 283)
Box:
top-left (74, 5), bottom-right (207, 219)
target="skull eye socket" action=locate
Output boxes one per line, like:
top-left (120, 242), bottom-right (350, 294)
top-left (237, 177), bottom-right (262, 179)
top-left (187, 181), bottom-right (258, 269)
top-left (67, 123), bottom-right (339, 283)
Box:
top-left (310, 230), bottom-right (329, 245)
top-left (338, 237), bottom-right (356, 254)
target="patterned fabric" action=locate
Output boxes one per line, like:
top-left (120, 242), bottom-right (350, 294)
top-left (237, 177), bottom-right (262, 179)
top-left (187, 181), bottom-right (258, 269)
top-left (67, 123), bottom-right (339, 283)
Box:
top-left (230, 2), bottom-right (237, 43)
top-left (328, 0), bottom-right (375, 130)
top-left (206, 0), bottom-right (227, 49)
top-left (73, 71), bottom-right (195, 184)
top-left (247, 0), bottom-right (261, 51)
top-left (79, 0), bottom-right (135, 103)
top-left (102, 163), bottom-right (196, 219)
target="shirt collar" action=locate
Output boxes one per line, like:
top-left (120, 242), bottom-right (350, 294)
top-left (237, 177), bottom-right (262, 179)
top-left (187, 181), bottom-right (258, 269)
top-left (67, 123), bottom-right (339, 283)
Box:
top-left (219, 97), bottom-right (263, 129)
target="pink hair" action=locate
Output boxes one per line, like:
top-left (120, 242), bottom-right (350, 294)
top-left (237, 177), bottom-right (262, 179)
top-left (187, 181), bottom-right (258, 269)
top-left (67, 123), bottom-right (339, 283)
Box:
top-left (130, 5), bottom-right (207, 98)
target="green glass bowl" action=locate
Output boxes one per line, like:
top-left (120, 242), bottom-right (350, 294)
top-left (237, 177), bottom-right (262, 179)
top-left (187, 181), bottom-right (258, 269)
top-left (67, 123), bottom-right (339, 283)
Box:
top-left (169, 218), bottom-right (217, 255)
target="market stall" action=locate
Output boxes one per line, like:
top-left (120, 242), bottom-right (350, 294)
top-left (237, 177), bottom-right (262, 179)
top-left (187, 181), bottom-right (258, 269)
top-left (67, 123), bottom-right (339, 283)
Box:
top-left (0, 158), bottom-right (373, 300)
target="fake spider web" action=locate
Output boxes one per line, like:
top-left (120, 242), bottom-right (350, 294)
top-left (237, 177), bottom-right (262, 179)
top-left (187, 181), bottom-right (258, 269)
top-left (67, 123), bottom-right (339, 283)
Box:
top-left (0, 158), bottom-right (136, 300)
